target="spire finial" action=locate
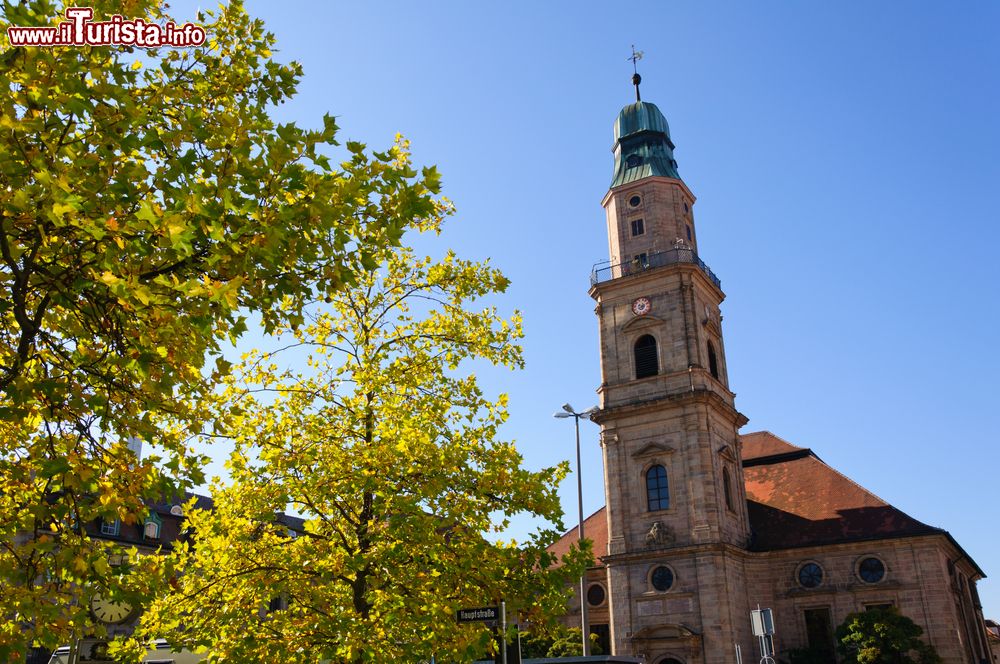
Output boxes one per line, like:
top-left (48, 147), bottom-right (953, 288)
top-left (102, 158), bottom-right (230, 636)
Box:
top-left (629, 45), bottom-right (644, 102)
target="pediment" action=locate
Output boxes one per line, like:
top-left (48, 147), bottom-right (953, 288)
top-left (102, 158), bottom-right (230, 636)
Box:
top-left (632, 442), bottom-right (675, 458)
top-left (717, 444), bottom-right (737, 463)
top-left (702, 316), bottom-right (722, 337)
top-left (632, 623), bottom-right (700, 640)
top-left (621, 314), bottom-right (665, 333)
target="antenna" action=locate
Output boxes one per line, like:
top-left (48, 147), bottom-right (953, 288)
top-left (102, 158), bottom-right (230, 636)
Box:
top-left (628, 45), bottom-right (644, 102)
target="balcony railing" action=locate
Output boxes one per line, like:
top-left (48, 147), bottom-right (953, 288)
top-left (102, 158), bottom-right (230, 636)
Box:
top-left (590, 247), bottom-right (722, 289)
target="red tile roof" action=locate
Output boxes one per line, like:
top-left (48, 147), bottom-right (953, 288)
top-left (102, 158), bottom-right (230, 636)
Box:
top-left (741, 433), bottom-right (941, 550)
top-left (741, 431), bottom-right (806, 460)
top-left (547, 507), bottom-right (609, 567)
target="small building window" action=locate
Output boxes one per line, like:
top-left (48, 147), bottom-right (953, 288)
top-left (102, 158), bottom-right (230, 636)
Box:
top-left (632, 252), bottom-right (648, 268)
top-left (586, 584), bottom-right (606, 607)
top-left (628, 195), bottom-right (642, 208)
top-left (646, 465), bottom-right (669, 511)
top-left (650, 565), bottom-right (674, 591)
top-left (686, 225), bottom-right (692, 241)
top-left (626, 154), bottom-right (642, 168)
top-left (631, 218), bottom-right (645, 236)
top-left (858, 557), bottom-right (886, 584)
top-left (707, 341), bottom-right (719, 380)
top-left (143, 515), bottom-right (161, 540)
top-left (634, 335), bottom-right (658, 379)
top-left (803, 607), bottom-right (835, 664)
top-left (100, 519), bottom-right (121, 537)
top-left (723, 468), bottom-right (734, 512)
top-left (797, 562), bottom-right (824, 588)
top-left (865, 603), bottom-right (894, 612)
top-left (591, 624), bottom-right (612, 658)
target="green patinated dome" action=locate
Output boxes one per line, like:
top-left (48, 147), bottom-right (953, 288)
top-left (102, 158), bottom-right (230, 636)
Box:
top-left (613, 101), bottom-right (671, 143)
top-left (611, 100), bottom-right (681, 189)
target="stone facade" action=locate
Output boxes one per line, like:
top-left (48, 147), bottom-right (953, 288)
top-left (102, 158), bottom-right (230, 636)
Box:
top-left (547, 97), bottom-right (990, 664)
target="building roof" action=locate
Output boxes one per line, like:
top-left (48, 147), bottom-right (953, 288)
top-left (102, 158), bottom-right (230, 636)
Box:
top-left (614, 101), bottom-right (671, 144)
top-left (610, 101), bottom-right (681, 188)
top-left (546, 507), bottom-right (609, 567)
top-left (547, 431), bottom-right (982, 575)
top-left (741, 432), bottom-right (943, 551)
top-left (741, 430), bottom-right (807, 460)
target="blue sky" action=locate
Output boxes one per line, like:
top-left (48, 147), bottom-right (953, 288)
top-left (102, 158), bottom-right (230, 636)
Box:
top-left (171, 1), bottom-right (1000, 617)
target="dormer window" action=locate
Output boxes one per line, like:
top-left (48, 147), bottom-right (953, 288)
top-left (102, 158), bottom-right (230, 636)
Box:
top-left (626, 154), bottom-right (642, 168)
top-left (143, 513), bottom-right (162, 540)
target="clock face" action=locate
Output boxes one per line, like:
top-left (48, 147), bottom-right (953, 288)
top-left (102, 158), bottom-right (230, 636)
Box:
top-left (632, 297), bottom-right (652, 316)
top-left (90, 593), bottom-right (134, 624)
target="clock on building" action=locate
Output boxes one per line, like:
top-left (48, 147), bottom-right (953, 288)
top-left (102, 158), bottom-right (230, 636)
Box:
top-left (89, 592), bottom-right (134, 625)
top-left (632, 297), bottom-right (652, 316)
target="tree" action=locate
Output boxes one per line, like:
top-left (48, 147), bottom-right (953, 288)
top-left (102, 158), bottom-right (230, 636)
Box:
top-left (836, 608), bottom-right (942, 664)
top-left (127, 223), bottom-right (589, 663)
top-left (1, 0), bottom-right (442, 657)
top-left (519, 625), bottom-right (602, 658)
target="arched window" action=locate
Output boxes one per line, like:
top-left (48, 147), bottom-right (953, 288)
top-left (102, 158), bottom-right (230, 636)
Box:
top-left (635, 335), bottom-right (658, 379)
top-left (646, 465), bottom-right (669, 511)
top-left (143, 514), bottom-right (161, 540)
top-left (723, 467), bottom-right (734, 512)
top-left (707, 341), bottom-right (719, 380)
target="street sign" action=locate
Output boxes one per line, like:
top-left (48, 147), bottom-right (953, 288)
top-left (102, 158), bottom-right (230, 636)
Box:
top-left (750, 608), bottom-right (775, 636)
top-left (457, 606), bottom-right (499, 623)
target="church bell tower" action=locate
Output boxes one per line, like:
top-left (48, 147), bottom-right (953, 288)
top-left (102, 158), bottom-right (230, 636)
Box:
top-left (589, 79), bottom-right (752, 661)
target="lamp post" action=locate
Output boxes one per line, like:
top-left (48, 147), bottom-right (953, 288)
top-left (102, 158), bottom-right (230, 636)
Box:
top-left (554, 402), bottom-right (598, 656)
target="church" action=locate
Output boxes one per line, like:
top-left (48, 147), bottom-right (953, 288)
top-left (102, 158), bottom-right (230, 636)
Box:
top-left (545, 79), bottom-right (991, 664)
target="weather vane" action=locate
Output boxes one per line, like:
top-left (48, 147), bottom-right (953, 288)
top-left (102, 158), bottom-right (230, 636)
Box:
top-left (629, 45), bottom-right (644, 102)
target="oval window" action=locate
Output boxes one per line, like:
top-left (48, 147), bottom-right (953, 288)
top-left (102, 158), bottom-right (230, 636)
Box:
top-left (651, 566), bottom-right (674, 591)
top-left (586, 583), bottom-right (606, 606)
top-left (858, 557), bottom-right (885, 584)
top-left (797, 562), bottom-right (823, 588)
top-left (628, 195), bottom-right (641, 207)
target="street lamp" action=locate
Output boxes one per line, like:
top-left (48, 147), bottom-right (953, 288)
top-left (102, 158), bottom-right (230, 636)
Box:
top-left (554, 402), bottom-right (599, 656)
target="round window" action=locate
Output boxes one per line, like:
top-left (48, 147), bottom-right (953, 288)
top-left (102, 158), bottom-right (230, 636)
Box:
top-left (586, 583), bottom-right (606, 607)
top-left (628, 195), bottom-right (641, 208)
top-left (858, 557), bottom-right (886, 584)
top-left (797, 562), bottom-right (823, 588)
top-left (651, 566), bottom-right (674, 592)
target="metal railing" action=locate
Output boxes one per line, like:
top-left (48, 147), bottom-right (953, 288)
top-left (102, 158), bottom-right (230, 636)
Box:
top-left (590, 247), bottom-right (722, 289)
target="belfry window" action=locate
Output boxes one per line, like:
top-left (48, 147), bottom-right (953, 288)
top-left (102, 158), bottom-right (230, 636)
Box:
top-left (646, 465), bottom-right (669, 511)
top-left (723, 468), bottom-right (734, 512)
top-left (708, 341), bottom-right (719, 380)
top-left (634, 335), bottom-right (658, 379)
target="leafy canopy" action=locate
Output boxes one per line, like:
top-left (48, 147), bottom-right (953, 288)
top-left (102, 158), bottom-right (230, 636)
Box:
top-left (0, 0), bottom-right (442, 657)
top-left (836, 608), bottom-right (942, 664)
top-left (132, 215), bottom-right (589, 663)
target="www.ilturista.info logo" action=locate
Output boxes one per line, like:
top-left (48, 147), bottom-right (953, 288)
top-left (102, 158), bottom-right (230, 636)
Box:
top-left (6, 7), bottom-right (206, 47)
